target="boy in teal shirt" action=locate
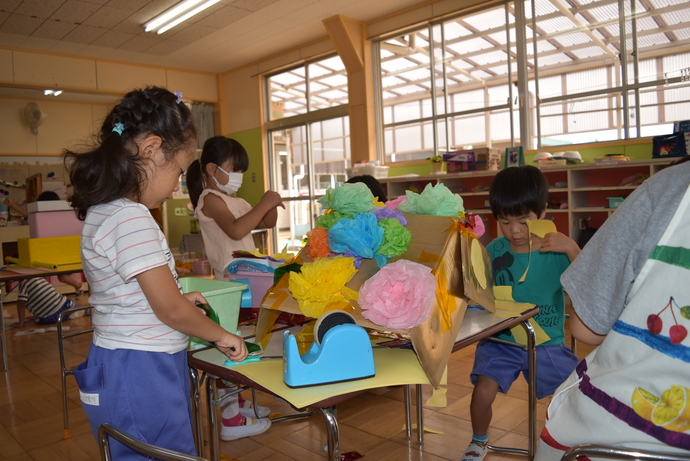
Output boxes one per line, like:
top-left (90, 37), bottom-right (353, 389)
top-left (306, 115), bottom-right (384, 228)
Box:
top-left (462, 165), bottom-right (581, 461)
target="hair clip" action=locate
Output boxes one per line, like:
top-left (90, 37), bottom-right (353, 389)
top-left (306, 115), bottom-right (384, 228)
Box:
top-left (112, 122), bottom-right (124, 135)
top-left (174, 91), bottom-right (183, 104)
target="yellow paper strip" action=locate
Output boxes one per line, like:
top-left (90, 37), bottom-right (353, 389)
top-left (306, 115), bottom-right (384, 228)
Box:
top-left (425, 387), bottom-right (447, 408)
top-left (470, 239), bottom-right (487, 289)
top-left (402, 424), bottom-right (445, 435)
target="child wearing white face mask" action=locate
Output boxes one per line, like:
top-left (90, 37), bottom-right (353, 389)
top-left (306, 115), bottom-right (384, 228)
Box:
top-left (186, 136), bottom-right (284, 440)
top-left (187, 136), bottom-right (284, 283)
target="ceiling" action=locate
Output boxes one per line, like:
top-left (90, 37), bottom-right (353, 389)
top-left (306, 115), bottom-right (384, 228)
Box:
top-left (0, 0), bottom-right (423, 74)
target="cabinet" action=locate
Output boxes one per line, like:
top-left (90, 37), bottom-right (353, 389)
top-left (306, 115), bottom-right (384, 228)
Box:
top-left (380, 158), bottom-right (675, 246)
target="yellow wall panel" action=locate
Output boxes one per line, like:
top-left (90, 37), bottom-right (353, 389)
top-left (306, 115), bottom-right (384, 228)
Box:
top-left (96, 61), bottom-right (166, 93)
top-left (166, 70), bottom-right (218, 103)
top-left (35, 100), bottom-right (95, 154)
top-left (13, 51), bottom-right (97, 89)
top-left (0, 49), bottom-right (13, 82)
top-left (0, 98), bottom-right (38, 153)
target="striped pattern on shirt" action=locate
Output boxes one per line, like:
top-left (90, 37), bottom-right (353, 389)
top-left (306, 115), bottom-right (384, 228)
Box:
top-left (82, 198), bottom-right (187, 353)
top-left (18, 277), bottom-right (67, 318)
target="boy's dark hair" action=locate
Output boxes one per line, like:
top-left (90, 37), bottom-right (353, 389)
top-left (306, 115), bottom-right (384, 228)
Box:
top-left (64, 86), bottom-right (197, 220)
top-left (186, 136), bottom-right (249, 209)
top-left (37, 191), bottom-right (60, 201)
top-left (489, 165), bottom-right (549, 218)
top-left (346, 174), bottom-right (388, 203)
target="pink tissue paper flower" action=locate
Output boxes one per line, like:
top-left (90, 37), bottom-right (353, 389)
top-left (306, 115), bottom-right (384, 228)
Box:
top-left (358, 259), bottom-right (437, 330)
top-left (385, 195), bottom-right (406, 210)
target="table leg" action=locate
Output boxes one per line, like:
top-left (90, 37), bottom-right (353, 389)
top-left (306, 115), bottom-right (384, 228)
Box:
top-left (1, 295), bottom-right (6, 371)
top-left (318, 406), bottom-right (341, 461)
top-left (206, 375), bottom-right (220, 461)
top-left (525, 319), bottom-right (537, 460)
top-left (404, 385), bottom-right (412, 438)
top-left (189, 368), bottom-right (204, 457)
top-left (416, 384), bottom-right (424, 444)
top-left (487, 319), bottom-right (537, 460)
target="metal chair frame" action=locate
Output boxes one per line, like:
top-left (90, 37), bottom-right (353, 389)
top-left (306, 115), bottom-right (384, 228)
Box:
top-left (98, 423), bottom-right (208, 461)
top-left (561, 444), bottom-right (690, 461)
top-left (57, 305), bottom-right (94, 439)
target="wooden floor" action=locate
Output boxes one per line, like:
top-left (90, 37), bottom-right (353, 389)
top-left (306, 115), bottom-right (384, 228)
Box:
top-left (1, 297), bottom-right (593, 461)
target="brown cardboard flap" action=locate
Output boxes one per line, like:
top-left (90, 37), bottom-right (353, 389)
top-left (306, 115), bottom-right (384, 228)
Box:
top-left (258, 213), bottom-right (469, 388)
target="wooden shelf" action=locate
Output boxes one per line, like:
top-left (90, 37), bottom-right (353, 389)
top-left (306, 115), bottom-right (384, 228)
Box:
top-left (379, 158), bottom-right (675, 244)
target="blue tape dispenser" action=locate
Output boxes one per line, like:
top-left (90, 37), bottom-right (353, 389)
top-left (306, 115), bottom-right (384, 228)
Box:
top-left (283, 310), bottom-right (375, 388)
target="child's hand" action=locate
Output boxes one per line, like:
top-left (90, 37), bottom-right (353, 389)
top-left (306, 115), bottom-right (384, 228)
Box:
top-left (183, 291), bottom-right (208, 307)
top-left (216, 333), bottom-right (248, 362)
top-left (259, 191), bottom-right (285, 209)
top-left (540, 232), bottom-right (581, 261)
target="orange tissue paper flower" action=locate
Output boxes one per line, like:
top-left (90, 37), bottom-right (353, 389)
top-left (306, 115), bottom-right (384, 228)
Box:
top-left (305, 226), bottom-right (331, 259)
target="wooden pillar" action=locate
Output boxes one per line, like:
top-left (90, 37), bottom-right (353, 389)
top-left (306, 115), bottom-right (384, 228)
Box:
top-left (323, 15), bottom-right (376, 165)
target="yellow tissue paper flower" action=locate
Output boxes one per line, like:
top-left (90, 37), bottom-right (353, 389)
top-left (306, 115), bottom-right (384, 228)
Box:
top-left (288, 255), bottom-right (358, 318)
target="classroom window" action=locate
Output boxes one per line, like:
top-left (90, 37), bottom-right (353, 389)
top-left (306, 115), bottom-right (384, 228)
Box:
top-left (373, 0), bottom-right (690, 161)
top-left (265, 55), bottom-right (350, 253)
top-left (267, 56), bottom-right (348, 120)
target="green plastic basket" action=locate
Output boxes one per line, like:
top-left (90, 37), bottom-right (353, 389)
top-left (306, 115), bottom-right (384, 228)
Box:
top-left (179, 277), bottom-right (247, 349)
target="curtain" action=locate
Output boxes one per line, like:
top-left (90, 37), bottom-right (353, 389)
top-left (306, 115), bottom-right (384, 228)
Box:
top-left (191, 102), bottom-right (214, 150)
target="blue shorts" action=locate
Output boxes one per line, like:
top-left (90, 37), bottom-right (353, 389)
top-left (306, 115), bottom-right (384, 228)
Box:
top-left (470, 340), bottom-right (579, 399)
top-left (36, 298), bottom-right (75, 324)
top-left (74, 345), bottom-right (196, 459)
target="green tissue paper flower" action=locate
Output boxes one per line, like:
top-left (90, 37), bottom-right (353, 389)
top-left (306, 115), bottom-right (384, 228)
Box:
top-left (317, 182), bottom-right (377, 215)
top-left (398, 182), bottom-right (465, 217)
top-left (315, 211), bottom-right (352, 229)
top-left (376, 218), bottom-right (412, 257)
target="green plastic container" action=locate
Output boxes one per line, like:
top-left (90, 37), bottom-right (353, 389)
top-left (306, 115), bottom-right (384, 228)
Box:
top-left (179, 277), bottom-right (247, 350)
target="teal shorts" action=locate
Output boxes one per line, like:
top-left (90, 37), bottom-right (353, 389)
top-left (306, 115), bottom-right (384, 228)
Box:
top-left (470, 340), bottom-right (579, 399)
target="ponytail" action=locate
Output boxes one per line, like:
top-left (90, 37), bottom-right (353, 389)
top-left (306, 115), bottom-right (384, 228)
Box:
top-left (186, 159), bottom-right (204, 210)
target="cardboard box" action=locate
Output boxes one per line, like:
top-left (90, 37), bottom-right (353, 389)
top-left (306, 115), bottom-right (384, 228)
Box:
top-left (257, 213), bottom-right (481, 388)
top-left (445, 148), bottom-right (503, 171)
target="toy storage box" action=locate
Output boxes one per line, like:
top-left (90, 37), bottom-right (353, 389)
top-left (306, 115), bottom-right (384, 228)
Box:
top-left (229, 271), bottom-right (275, 308)
top-left (27, 200), bottom-right (83, 238)
top-left (180, 277), bottom-right (247, 349)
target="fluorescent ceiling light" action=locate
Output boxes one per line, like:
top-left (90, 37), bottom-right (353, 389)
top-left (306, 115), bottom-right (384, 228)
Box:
top-left (144, 0), bottom-right (219, 34)
top-left (44, 89), bottom-right (53, 95)
top-left (53, 90), bottom-right (62, 96)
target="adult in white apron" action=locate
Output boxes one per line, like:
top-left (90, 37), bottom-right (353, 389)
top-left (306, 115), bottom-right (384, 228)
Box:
top-left (536, 158), bottom-right (690, 459)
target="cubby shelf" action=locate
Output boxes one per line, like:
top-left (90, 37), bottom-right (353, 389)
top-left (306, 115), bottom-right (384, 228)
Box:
top-left (379, 158), bottom-right (675, 246)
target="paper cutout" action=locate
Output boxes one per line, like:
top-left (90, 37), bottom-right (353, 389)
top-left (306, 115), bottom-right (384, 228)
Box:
top-left (527, 219), bottom-right (557, 238)
top-left (193, 347), bottom-right (431, 409)
top-left (493, 288), bottom-right (551, 345)
top-left (425, 366), bottom-right (448, 407)
top-left (402, 424), bottom-right (445, 435)
top-left (470, 239), bottom-right (487, 289)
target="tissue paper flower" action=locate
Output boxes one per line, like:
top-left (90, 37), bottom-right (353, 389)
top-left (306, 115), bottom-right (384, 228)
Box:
top-left (398, 183), bottom-right (464, 217)
top-left (386, 195), bottom-right (406, 210)
top-left (455, 212), bottom-right (485, 239)
top-left (329, 212), bottom-right (383, 260)
top-left (372, 206), bottom-right (407, 225)
top-left (315, 211), bottom-right (351, 229)
top-left (318, 182), bottom-right (377, 215)
top-left (305, 226), bottom-right (331, 259)
top-left (359, 259), bottom-right (437, 330)
top-left (288, 255), bottom-right (358, 318)
top-left (376, 218), bottom-right (412, 258)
